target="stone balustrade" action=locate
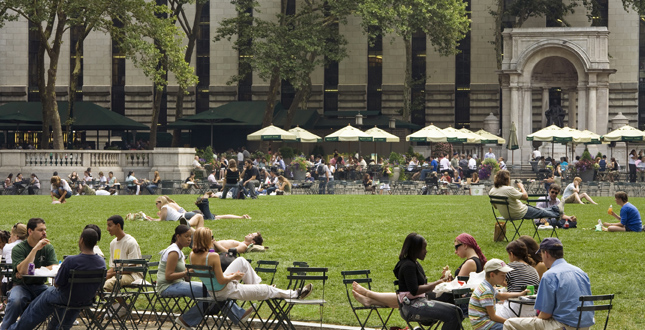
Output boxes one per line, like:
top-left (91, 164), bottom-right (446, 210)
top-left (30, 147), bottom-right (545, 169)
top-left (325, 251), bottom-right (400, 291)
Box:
top-left (0, 148), bottom-right (196, 182)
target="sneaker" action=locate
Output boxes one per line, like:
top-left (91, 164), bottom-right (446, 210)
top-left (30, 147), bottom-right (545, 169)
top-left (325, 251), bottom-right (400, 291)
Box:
top-left (103, 302), bottom-right (120, 319)
top-left (598, 219), bottom-right (603, 226)
top-left (175, 316), bottom-right (195, 330)
top-left (298, 283), bottom-right (313, 299)
top-left (240, 304), bottom-right (256, 323)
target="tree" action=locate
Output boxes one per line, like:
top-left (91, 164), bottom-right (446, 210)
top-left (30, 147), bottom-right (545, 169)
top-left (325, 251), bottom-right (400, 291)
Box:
top-left (215, 0), bottom-right (352, 151)
top-left (358, 0), bottom-right (470, 122)
top-left (0, 0), bottom-right (195, 150)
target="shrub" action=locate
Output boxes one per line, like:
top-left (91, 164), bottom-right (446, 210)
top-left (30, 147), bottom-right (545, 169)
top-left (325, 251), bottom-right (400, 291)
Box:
top-left (575, 148), bottom-right (595, 172)
top-left (478, 158), bottom-right (500, 180)
top-left (279, 146), bottom-right (295, 159)
top-left (432, 143), bottom-right (452, 158)
top-left (290, 156), bottom-right (309, 170)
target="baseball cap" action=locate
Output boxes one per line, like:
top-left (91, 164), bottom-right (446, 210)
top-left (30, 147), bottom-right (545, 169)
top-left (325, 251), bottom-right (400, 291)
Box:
top-left (536, 237), bottom-right (563, 254)
top-left (484, 258), bottom-right (514, 273)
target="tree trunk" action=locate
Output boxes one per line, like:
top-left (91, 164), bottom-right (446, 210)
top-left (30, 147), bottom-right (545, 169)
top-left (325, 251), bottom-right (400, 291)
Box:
top-left (260, 67), bottom-right (281, 153)
top-left (68, 35), bottom-right (83, 149)
top-left (149, 85), bottom-right (164, 150)
top-left (171, 1), bottom-right (203, 147)
top-left (37, 39), bottom-right (49, 148)
top-left (402, 35), bottom-right (412, 122)
top-left (494, 0), bottom-right (504, 70)
top-left (284, 53), bottom-right (315, 130)
top-left (44, 18), bottom-right (67, 151)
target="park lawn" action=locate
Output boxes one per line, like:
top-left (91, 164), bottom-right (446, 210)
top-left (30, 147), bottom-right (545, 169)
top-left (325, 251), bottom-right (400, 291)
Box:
top-left (2, 194), bottom-right (642, 329)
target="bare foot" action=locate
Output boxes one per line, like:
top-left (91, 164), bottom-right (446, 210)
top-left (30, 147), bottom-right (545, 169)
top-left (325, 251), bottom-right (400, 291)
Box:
top-left (243, 214), bottom-right (251, 219)
top-left (352, 281), bottom-right (369, 296)
top-left (352, 290), bottom-right (373, 307)
top-left (601, 226), bottom-right (608, 232)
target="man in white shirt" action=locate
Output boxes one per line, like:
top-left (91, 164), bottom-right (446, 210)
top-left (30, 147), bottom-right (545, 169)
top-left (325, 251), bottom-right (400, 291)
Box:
top-left (207, 169), bottom-right (222, 190)
top-left (485, 147), bottom-right (496, 160)
top-left (498, 157), bottom-right (507, 171)
top-left (439, 153), bottom-right (453, 176)
top-left (467, 154), bottom-right (477, 178)
top-left (532, 148), bottom-right (541, 161)
top-left (318, 159), bottom-right (332, 194)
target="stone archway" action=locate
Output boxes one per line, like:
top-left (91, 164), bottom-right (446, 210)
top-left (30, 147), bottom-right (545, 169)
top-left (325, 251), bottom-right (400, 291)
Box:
top-left (499, 27), bottom-right (616, 165)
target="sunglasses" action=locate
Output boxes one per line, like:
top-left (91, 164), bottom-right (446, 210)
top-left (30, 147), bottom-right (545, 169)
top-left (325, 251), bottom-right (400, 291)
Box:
top-left (454, 243), bottom-right (463, 250)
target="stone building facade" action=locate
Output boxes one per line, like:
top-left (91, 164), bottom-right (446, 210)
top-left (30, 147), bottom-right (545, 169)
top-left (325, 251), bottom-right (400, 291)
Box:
top-left (0, 0), bottom-right (642, 154)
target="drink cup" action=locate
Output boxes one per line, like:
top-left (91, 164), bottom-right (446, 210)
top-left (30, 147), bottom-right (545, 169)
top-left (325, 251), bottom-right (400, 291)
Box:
top-left (608, 205), bottom-right (612, 215)
top-left (527, 285), bottom-right (535, 295)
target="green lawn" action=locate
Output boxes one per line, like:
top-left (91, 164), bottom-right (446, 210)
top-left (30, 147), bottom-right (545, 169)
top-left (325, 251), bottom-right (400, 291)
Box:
top-left (3, 194), bottom-right (642, 329)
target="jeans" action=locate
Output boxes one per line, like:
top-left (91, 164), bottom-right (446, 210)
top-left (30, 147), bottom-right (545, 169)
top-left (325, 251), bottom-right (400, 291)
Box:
top-left (8, 286), bottom-right (82, 330)
top-left (523, 205), bottom-right (560, 220)
top-left (220, 183), bottom-right (237, 199)
top-left (400, 297), bottom-right (463, 330)
top-left (318, 178), bottom-right (328, 194)
top-left (196, 198), bottom-right (215, 220)
top-left (419, 169), bottom-right (434, 181)
top-left (146, 184), bottom-right (158, 194)
top-left (244, 180), bottom-right (258, 199)
top-left (629, 164), bottom-right (636, 182)
top-left (1, 284), bottom-right (48, 330)
top-left (160, 281), bottom-right (245, 326)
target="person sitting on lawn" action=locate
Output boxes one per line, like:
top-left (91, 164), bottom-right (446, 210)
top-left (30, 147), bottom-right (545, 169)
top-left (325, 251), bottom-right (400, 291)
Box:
top-left (469, 259), bottom-right (529, 330)
top-left (194, 191), bottom-right (251, 221)
top-left (535, 184), bottom-right (577, 228)
top-left (212, 232), bottom-right (264, 254)
top-left (489, 170), bottom-right (562, 221)
top-left (7, 228), bottom-right (106, 330)
top-left (50, 176), bottom-right (73, 204)
top-left (601, 191), bottom-right (643, 232)
top-left (276, 175), bottom-right (292, 195)
top-left (561, 177), bottom-right (597, 205)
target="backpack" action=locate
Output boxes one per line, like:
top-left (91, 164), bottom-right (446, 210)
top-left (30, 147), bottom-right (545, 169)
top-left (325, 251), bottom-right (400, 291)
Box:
top-left (317, 164), bottom-right (326, 176)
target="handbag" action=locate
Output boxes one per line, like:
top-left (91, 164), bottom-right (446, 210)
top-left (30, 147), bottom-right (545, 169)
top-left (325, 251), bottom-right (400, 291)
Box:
top-left (494, 222), bottom-right (506, 242)
top-left (219, 248), bottom-right (239, 271)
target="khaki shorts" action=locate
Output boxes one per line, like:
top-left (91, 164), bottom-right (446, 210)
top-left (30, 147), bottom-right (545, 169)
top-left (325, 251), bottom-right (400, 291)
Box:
top-left (103, 274), bottom-right (136, 292)
top-left (564, 194), bottom-right (577, 203)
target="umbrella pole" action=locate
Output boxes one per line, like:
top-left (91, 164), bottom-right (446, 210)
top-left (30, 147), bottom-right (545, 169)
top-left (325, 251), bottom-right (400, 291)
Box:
top-left (210, 122), bottom-right (214, 149)
top-left (97, 129), bottom-right (99, 150)
top-left (552, 142), bottom-right (554, 160)
top-left (626, 142), bottom-right (629, 171)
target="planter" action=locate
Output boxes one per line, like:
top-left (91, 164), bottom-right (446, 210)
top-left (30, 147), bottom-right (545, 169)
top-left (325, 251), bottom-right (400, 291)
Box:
top-left (391, 167), bottom-right (400, 181)
top-left (579, 169), bottom-right (594, 182)
top-left (293, 169), bottom-right (306, 181)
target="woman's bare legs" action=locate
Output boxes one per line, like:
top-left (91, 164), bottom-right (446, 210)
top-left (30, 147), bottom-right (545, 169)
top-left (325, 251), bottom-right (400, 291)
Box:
top-left (351, 282), bottom-right (398, 309)
top-left (579, 193), bottom-right (597, 204)
top-left (188, 214), bottom-right (205, 228)
top-left (215, 214), bottom-right (251, 220)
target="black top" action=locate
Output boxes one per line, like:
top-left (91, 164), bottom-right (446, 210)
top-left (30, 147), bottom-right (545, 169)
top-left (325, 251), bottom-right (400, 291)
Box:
top-left (243, 166), bottom-right (259, 182)
top-left (225, 169), bottom-right (239, 185)
top-left (454, 256), bottom-right (483, 277)
top-left (393, 259), bottom-right (427, 296)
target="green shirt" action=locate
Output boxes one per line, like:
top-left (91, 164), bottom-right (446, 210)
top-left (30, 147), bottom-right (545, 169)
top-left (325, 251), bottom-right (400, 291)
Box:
top-left (11, 240), bottom-right (58, 285)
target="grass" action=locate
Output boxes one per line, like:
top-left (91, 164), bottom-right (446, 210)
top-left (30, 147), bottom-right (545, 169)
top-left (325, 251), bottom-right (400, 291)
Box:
top-left (2, 194), bottom-right (643, 329)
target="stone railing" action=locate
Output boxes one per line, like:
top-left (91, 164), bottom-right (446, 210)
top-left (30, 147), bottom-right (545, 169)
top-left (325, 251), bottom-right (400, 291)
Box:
top-left (0, 148), bottom-right (196, 181)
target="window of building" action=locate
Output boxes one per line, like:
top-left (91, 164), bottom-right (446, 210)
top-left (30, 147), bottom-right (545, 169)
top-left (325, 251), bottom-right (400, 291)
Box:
top-left (281, 0), bottom-right (296, 109)
top-left (411, 32), bottom-right (426, 127)
top-left (111, 19), bottom-right (126, 116)
top-left (238, 3), bottom-right (253, 101)
top-left (455, 0), bottom-right (471, 128)
top-left (196, 1), bottom-right (210, 113)
top-left (639, 15), bottom-right (645, 129)
top-left (367, 27), bottom-right (382, 112)
top-left (592, 0), bottom-right (609, 27)
top-left (28, 21), bottom-right (40, 102)
top-left (70, 25), bottom-right (84, 101)
top-left (323, 2), bottom-right (339, 112)
top-left (156, 0), bottom-right (168, 128)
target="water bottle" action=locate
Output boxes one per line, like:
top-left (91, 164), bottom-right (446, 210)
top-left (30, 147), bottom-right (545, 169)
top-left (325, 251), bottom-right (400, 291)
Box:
top-left (28, 263), bottom-right (35, 275)
top-left (564, 220), bottom-right (570, 229)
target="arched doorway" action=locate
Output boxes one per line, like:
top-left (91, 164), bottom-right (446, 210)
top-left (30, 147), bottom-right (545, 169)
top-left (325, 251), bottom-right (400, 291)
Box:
top-left (499, 27), bottom-right (615, 165)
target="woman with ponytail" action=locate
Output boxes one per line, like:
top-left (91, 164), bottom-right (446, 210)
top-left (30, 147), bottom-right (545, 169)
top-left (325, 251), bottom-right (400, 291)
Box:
top-left (495, 239), bottom-right (540, 318)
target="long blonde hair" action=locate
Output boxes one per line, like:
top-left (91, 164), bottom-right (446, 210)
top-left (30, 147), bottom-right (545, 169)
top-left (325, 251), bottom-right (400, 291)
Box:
top-left (155, 195), bottom-right (176, 206)
top-left (278, 175), bottom-right (292, 189)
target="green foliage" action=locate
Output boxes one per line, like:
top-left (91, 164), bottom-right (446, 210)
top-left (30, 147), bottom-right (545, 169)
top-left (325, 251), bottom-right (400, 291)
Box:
top-left (482, 157), bottom-right (501, 171)
top-left (290, 156), bottom-right (309, 170)
top-left (3, 195), bottom-right (644, 329)
top-left (596, 152), bottom-right (603, 159)
top-left (432, 143), bottom-right (453, 158)
top-left (279, 146), bottom-right (295, 159)
top-left (581, 148), bottom-right (593, 161)
top-left (197, 146), bottom-right (215, 163)
top-left (388, 152), bottom-right (404, 165)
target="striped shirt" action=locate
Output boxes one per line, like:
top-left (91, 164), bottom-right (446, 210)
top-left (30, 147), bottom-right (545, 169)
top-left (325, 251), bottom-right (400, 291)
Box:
top-left (506, 262), bottom-right (540, 293)
top-left (469, 279), bottom-right (499, 330)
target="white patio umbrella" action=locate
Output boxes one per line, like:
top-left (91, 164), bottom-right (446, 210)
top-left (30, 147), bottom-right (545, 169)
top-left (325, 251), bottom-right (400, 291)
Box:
top-left (324, 124), bottom-right (373, 154)
top-left (365, 126), bottom-right (400, 156)
top-left (247, 124), bottom-right (297, 141)
top-left (526, 125), bottom-right (574, 159)
top-left (441, 126), bottom-right (469, 143)
top-left (601, 125), bottom-right (645, 166)
top-left (406, 124), bottom-right (448, 142)
top-left (474, 129), bottom-right (506, 145)
top-left (459, 128), bottom-right (483, 144)
top-left (288, 126), bottom-right (322, 143)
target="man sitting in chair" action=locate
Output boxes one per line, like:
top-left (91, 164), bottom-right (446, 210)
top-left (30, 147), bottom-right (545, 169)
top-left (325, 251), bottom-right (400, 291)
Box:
top-left (212, 232), bottom-right (265, 253)
top-left (489, 170), bottom-right (562, 220)
top-left (8, 228), bottom-right (106, 330)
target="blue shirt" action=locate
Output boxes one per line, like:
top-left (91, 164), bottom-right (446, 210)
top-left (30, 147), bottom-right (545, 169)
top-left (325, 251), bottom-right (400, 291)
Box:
top-left (535, 258), bottom-right (594, 328)
top-left (430, 160), bottom-right (438, 172)
top-left (620, 202), bottom-right (642, 232)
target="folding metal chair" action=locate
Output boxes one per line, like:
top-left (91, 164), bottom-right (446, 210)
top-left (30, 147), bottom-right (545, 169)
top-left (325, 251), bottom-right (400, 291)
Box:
top-left (239, 260), bottom-right (280, 327)
top-left (341, 270), bottom-right (393, 330)
top-left (51, 269), bottom-right (107, 330)
top-left (489, 195), bottom-right (526, 241)
top-left (524, 194), bottom-right (558, 240)
top-left (576, 294), bottom-right (614, 330)
top-left (393, 280), bottom-right (441, 330)
top-left (95, 258), bottom-right (148, 330)
top-left (451, 287), bottom-right (471, 330)
top-left (185, 264), bottom-right (236, 330)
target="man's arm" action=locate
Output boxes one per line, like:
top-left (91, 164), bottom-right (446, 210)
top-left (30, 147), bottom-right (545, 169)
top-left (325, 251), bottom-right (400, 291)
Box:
top-left (15, 239), bottom-right (51, 278)
top-left (515, 182), bottom-right (529, 200)
top-left (537, 311), bottom-right (553, 320)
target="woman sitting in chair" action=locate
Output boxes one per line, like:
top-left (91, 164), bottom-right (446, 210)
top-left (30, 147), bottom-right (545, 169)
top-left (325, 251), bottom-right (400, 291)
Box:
top-left (126, 170), bottom-right (143, 195)
top-left (352, 233), bottom-right (463, 330)
top-left (489, 170), bottom-right (562, 220)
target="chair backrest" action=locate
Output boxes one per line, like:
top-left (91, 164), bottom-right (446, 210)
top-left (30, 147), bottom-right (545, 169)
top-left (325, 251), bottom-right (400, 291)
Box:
top-left (577, 294), bottom-right (614, 330)
top-left (286, 266), bottom-right (328, 300)
top-left (451, 287), bottom-right (471, 306)
top-left (113, 259), bottom-right (149, 290)
top-left (489, 195), bottom-right (517, 220)
top-left (341, 270), bottom-right (373, 309)
top-left (255, 260), bottom-right (279, 285)
top-left (65, 269), bottom-right (108, 307)
top-left (185, 264), bottom-right (218, 293)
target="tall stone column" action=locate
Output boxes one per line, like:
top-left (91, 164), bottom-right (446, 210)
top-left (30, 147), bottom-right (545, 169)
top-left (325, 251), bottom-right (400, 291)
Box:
top-left (568, 90), bottom-right (577, 128)
top-left (522, 86), bottom-right (533, 162)
top-left (510, 85), bottom-right (520, 136)
top-left (542, 88), bottom-right (549, 127)
top-left (577, 86), bottom-right (587, 131)
top-left (588, 87), bottom-right (597, 133)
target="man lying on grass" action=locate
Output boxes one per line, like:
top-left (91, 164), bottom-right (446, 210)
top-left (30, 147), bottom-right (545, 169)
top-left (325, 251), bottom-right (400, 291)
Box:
top-left (212, 232), bottom-right (265, 253)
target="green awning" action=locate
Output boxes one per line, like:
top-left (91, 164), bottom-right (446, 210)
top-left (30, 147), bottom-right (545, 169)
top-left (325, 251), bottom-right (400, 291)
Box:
top-left (0, 102), bottom-right (149, 130)
top-left (315, 117), bottom-right (420, 130)
top-left (272, 109), bottom-right (320, 129)
top-left (177, 101), bottom-right (285, 127)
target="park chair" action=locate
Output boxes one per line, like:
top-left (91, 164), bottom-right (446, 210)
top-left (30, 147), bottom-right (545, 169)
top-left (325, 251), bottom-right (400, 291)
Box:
top-left (50, 269), bottom-right (107, 330)
top-left (96, 258), bottom-right (149, 330)
top-left (239, 260), bottom-right (280, 327)
top-left (451, 287), bottom-right (471, 329)
top-left (524, 194), bottom-right (558, 240)
top-left (0, 262), bottom-right (13, 321)
top-left (489, 195), bottom-right (526, 242)
top-left (185, 264), bottom-right (242, 330)
top-left (576, 294), bottom-right (614, 330)
top-left (341, 270), bottom-right (393, 330)
top-left (393, 280), bottom-right (442, 330)
top-left (265, 264), bottom-right (328, 330)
